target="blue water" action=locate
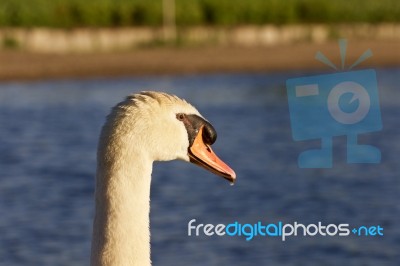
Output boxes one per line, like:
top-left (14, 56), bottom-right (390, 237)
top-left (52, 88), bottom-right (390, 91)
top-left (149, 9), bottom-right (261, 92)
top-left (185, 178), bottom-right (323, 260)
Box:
top-left (0, 69), bottom-right (399, 265)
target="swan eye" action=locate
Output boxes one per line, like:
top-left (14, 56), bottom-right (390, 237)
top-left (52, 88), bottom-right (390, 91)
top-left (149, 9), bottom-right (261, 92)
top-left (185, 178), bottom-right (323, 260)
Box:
top-left (176, 113), bottom-right (185, 121)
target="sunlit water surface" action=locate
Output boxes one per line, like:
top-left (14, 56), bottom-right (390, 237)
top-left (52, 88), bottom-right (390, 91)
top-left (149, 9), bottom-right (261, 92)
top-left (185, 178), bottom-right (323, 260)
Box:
top-left (0, 69), bottom-right (399, 265)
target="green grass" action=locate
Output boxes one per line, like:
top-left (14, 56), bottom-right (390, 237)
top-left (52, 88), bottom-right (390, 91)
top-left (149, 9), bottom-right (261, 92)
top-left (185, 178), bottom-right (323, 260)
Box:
top-left (0, 0), bottom-right (400, 28)
top-left (2, 36), bottom-right (19, 49)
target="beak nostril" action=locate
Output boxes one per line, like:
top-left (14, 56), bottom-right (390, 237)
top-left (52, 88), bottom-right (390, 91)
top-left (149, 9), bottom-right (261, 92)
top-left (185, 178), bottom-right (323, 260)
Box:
top-left (188, 125), bottom-right (236, 182)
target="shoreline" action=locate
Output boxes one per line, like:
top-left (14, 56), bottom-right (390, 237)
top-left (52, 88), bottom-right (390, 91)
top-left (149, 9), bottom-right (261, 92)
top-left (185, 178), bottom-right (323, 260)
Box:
top-left (0, 40), bottom-right (399, 81)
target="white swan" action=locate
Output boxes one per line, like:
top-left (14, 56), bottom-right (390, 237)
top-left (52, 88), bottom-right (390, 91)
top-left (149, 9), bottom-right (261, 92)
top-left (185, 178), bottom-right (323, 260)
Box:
top-left (90, 91), bottom-right (236, 266)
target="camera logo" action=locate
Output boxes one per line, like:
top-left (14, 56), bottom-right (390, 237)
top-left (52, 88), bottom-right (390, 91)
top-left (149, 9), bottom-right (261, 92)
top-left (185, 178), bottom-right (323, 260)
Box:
top-left (286, 39), bottom-right (382, 168)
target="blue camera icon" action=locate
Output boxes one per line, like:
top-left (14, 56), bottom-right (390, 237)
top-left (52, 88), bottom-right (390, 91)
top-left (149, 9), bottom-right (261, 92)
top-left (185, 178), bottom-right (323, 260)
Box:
top-left (286, 69), bottom-right (382, 168)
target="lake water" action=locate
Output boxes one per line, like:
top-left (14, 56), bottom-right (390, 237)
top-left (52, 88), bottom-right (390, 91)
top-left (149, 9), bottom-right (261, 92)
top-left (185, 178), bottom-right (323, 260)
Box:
top-left (0, 69), bottom-right (399, 265)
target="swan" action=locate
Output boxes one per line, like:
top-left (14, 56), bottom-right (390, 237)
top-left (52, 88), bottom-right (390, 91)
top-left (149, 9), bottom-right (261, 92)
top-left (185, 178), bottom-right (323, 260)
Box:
top-left (90, 91), bottom-right (236, 266)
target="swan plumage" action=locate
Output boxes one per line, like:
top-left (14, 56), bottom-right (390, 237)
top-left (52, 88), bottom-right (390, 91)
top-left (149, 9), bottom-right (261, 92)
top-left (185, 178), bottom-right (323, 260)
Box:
top-left (91, 91), bottom-right (235, 266)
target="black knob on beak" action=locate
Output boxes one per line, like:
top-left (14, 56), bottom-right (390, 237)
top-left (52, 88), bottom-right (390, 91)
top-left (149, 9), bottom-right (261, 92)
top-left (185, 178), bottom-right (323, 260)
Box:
top-left (177, 113), bottom-right (217, 146)
top-left (202, 121), bottom-right (217, 145)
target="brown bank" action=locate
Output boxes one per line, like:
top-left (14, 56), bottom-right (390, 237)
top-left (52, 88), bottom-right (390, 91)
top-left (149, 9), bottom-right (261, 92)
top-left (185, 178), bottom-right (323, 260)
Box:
top-left (0, 40), bottom-right (399, 81)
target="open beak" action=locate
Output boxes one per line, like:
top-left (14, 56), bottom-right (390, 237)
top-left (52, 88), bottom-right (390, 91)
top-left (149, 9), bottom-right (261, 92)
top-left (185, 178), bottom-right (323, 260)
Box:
top-left (188, 126), bottom-right (236, 183)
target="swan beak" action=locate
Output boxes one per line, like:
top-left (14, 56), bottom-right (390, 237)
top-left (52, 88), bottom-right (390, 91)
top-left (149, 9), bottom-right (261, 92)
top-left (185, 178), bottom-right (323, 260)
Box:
top-left (188, 126), bottom-right (236, 183)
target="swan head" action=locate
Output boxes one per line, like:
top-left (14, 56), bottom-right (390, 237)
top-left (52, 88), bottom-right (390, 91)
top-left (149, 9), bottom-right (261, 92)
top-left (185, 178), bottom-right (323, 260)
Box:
top-left (103, 91), bottom-right (236, 183)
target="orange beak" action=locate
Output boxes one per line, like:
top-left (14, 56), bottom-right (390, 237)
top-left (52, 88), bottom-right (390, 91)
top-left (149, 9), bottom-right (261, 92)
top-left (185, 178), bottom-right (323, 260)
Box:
top-left (188, 126), bottom-right (236, 183)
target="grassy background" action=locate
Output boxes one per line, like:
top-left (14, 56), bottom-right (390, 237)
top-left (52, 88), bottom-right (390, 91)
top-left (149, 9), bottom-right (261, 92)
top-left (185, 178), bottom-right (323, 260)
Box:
top-left (0, 0), bottom-right (400, 28)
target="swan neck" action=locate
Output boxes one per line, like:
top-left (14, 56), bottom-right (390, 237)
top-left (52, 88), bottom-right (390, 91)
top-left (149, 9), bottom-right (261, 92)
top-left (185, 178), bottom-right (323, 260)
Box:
top-left (91, 153), bottom-right (153, 266)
